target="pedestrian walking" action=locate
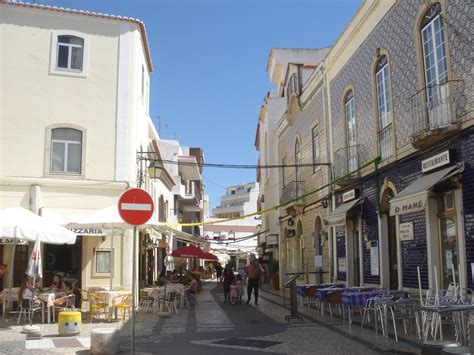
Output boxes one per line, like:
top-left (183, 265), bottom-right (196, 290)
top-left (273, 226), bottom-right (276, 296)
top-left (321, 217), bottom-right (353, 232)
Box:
top-left (215, 262), bottom-right (223, 283)
top-left (245, 258), bottom-right (263, 305)
top-left (222, 264), bottom-right (235, 303)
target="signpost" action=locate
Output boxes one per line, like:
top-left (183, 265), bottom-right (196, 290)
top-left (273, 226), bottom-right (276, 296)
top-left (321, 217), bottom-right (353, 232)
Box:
top-left (118, 188), bottom-right (154, 355)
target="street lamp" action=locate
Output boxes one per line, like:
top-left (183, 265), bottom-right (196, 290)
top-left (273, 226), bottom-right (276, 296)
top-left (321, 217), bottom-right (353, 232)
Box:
top-left (136, 151), bottom-right (164, 188)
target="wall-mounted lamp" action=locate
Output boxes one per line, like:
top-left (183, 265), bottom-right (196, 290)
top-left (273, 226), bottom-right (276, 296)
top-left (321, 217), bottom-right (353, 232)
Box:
top-left (136, 151), bottom-right (164, 188)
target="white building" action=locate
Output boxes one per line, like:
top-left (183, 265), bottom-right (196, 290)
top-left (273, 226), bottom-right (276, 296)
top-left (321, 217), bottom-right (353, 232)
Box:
top-left (212, 182), bottom-right (259, 218)
top-left (0, 1), bottom-right (174, 290)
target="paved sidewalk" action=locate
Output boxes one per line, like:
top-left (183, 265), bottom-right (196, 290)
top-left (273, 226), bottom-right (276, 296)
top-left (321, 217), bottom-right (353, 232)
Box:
top-left (0, 282), bottom-right (422, 354)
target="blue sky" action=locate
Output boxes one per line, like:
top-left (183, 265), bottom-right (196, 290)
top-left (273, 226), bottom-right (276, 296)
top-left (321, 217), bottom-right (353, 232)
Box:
top-left (30, 0), bottom-right (363, 209)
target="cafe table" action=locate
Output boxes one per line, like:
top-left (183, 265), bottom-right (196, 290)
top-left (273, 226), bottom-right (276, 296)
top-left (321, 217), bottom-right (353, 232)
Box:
top-left (94, 290), bottom-right (131, 322)
top-left (37, 292), bottom-right (56, 323)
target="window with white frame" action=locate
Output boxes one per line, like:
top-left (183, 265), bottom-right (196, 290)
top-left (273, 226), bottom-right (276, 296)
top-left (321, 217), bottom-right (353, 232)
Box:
top-left (95, 249), bottom-right (111, 274)
top-left (57, 35), bottom-right (84, 71)
top-left (375, 56), bottom-right (393, 161)
top-left (312, 126), bottom-right (320, 172)
top-left (50, 128), bottom-right (82, 174)
top-left (345, 91), bottom-right (357, 172)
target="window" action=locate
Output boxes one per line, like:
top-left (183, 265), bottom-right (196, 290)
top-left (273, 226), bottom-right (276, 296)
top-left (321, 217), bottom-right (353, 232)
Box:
top-left (95, 249), bottom-right (111, 274)
top-left (57, 35), bottom-right (84, 71)
top-left (312, 127), bottom-right (320, 172)
top-left (375, 56), bottom-right (393, 160)
top-left (295, 139), bottom-right (302, 182)
top-left (421, 2), bottom-right (449, 126)
top-left (50, 128), bottom-right (82, 174)
top-left (345, 91), bottom-right (357, 172)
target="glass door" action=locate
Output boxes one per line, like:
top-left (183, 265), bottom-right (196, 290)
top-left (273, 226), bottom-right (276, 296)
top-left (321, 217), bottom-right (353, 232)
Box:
top-left (437, 191), bottom-right (458, 289)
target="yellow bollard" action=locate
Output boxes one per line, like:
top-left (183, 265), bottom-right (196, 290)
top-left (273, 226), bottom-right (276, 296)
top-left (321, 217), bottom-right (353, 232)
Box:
top-left (58, 311), bottom-right (81, 335)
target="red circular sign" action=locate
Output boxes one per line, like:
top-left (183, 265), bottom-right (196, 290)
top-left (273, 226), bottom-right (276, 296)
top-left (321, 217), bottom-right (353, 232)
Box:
top-left (118, 188), bottom-right (154, 226)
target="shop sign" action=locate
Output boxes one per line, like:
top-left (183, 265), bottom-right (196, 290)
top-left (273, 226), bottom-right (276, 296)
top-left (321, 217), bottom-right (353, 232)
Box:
top-left (390, 194), bottom-right (427, 216)
top-left (422, 150), bottom-right (451, 173)
top-left (370, 241), bottom-right (379, 276)
top-left (342, 189), bottom-right (356, 203)
top-left (338, 257), bottom-right (346, 273)
top-left (399, 222), bottom-right (414, 241)
top-left (266, 234), bottom-right (278, 245)
top-left (69, 228), bottom-right (103, 236)
top-left (159, 241), bottom-right (168, 249)
top-left (0, 238), bottom-right (28, 245)
top-left (287, 229), bottom-right (295, 238)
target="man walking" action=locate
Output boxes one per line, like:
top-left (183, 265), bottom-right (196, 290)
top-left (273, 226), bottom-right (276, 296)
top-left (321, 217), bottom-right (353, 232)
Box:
top-left (245, 257), bottom-right (263, 305)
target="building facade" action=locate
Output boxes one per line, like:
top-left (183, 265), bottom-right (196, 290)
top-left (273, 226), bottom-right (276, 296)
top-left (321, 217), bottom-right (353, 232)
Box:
top-left (323, 0), bottom-right (473, 290)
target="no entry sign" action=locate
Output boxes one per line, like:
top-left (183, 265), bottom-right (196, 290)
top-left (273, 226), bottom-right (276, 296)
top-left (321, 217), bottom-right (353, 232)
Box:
top-left (118, 188), bottom-right (154, 226)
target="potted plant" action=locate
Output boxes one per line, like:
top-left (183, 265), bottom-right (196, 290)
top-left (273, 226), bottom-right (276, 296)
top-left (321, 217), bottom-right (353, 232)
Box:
top-left (269, 259), bottom-right (280, 290)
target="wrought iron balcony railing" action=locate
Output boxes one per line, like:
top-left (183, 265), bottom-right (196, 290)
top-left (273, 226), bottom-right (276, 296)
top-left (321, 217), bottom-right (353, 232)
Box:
top-left (410, 80), bottom-right (462, 137)
top-left (280, 181), bottom-right (305, 204)
top-left (334, 145), bottom-right (363, 180)
top-left (286, 73), bottom-right (300, 103)
top-left (378, 123), bottom-right (392, 161)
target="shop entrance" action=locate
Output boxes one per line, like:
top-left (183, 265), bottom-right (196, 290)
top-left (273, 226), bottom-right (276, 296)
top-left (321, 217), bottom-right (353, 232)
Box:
top-left (437, 191), bottom-right (458, 289)
top-left (13, 245), bottom-right (29, 287)
top-left (352, 219), bottom-right (361, 287)
top-left (43, 236), bottom-right (82, 288)
top-left (381, 187), bottom-right (398, 289)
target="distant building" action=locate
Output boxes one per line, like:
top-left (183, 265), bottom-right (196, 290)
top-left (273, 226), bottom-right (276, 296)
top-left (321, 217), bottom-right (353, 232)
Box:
top-left (212, 182), bottom-right (259, 218)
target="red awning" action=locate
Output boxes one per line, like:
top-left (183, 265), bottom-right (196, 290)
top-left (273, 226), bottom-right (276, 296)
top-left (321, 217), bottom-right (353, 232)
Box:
top-left (202, 252), bottom-right (218, 261)
top-left (171, 246), bottom-right (205, 258)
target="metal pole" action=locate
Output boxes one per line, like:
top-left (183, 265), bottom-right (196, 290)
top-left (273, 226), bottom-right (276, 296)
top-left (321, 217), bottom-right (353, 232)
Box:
top-left (7, 237), bottom-right (17, 313)
top-left (109, 232), bottom-right (114, 291)
top-left (131, 226), bottom-right (137, 354)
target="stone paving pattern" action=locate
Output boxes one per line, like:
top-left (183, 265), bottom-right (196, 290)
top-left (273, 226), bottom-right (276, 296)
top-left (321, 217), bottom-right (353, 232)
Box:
top-left (0, 282), bottom-right (421, 354)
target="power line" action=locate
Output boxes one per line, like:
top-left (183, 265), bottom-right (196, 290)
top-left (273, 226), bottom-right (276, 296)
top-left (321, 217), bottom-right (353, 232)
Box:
top-left (160, 158), bottom-right (331, 170)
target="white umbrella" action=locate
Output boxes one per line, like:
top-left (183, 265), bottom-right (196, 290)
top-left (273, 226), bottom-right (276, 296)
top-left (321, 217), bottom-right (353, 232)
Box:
top-left (0, 207), bottom-right (77, 312)
top-left (0, 207), bottom-right (76, 245)
top-left (26, 235), bottom-right (42, 279)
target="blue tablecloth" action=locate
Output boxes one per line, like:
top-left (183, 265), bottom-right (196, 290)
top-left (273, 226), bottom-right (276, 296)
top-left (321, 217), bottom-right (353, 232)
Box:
top-left (341, 290), bottom-right (410, 307)
top-left (295, 283), bottom-right (336, 296)
top-left (314, 287), bottom-right (365, 302)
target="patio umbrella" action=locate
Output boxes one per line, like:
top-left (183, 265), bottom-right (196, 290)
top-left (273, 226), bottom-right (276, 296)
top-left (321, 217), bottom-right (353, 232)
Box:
top-left (0, 207), bottom-right (77, 311)
top-left (25, 235), bottom-right (42, 279)
top-left (201, 252), bottom-right (218, 261)
top-left (171, 246), bottom-right (206, 258)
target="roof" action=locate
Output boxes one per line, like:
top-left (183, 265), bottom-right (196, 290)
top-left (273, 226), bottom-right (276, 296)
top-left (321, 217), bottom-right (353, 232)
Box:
top-left (2, 0), bottom-right (153, 72)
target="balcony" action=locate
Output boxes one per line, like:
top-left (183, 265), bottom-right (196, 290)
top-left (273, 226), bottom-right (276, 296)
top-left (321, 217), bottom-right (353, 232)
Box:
top-left (378, 123), bottom-right (392, 161)
top-left (280, 181), bottom-right (305, 204)
top-left (178, 181), bottom-right (201, 212)
top-left (334, 145), bottom-right (366, 186)
top-left (410, 80), bottom-right (462, 149)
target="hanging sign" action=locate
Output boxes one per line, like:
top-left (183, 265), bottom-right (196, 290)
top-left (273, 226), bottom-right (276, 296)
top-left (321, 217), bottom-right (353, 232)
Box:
top-left (399, 222), bottom-right (414, 241)
top-left (266, 234), bottom-right (278, 245)
top-left (342, 189), bottom-right (356, 202)
top-left (69, 228), bottom-right (103, 236)
top-left (422, 150), bottom-right (451, 173)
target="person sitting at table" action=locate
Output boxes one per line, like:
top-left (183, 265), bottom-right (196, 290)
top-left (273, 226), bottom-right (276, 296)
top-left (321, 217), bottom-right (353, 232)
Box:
top-left (19, 275), bottom-right (42, 307)
top-left (170, 270), bottom-right (180, 283)
top-left (47, 274), bottom-right (63, 292)
top-left (156, 270), bottom-right (167, 286)
top-left (53, 281), bottom-right (73, 307)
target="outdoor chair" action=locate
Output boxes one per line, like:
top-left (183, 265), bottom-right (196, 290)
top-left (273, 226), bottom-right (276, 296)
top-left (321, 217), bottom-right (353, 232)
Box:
top-left (113, 293), bottom-right (132, 321)
top-left (386, 298), bottom-right (421, 341)
top-left (89, 293), bottom-right (108, 323)
top-left (79, 289), bottom-right (90, 312)
top-left (139, 289), bottom-right (153, 314)
top-left (17, 298), bottom-right (44, 325)
top-left (328, 290), bottom-right (343, 318)
top-left (361, 295), bottom-right (392, 335)
top-left (166, 291), bottom-right (180, 315)
top-left (306, 286), bottom-right (318, 308)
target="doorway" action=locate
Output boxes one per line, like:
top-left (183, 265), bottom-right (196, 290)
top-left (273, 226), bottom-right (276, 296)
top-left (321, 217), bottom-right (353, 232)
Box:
top-left (352, 219), bottom-right (361, 286)
top-left (13, 245), bottom-right (29, 287)
top-left (43, 236), bottom-right (82, 288)
top-left (381, 187), bottom-right (398, 289)
top-left (314, 217), bottom-right (323, 283)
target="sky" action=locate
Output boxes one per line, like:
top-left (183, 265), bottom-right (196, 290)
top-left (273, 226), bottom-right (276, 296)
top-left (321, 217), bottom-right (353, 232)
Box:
top-left (28, 0), bottom-right (363, 209)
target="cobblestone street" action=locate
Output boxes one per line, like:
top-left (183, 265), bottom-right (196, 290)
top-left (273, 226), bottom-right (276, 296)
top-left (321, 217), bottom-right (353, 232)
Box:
top-left (0, 281), bottom-right (422, 354)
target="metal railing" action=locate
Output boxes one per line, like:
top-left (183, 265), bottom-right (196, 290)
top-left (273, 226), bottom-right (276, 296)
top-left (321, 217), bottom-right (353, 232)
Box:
top-left (286, 73), bottom-right (300, 102)
top-left (334, 145), bottom-right (362, 180)
top-left (280, 181), bottom-right (305, 204)
top-left (378, 123), bottom-right (392, 161)
top-left (410, 80), bottom-right (461, 136)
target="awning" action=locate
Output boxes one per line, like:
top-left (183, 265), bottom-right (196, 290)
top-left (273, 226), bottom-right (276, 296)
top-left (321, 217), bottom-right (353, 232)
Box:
top-left (389, 163), bottom-right (464, 216)
top-left (324, 199), bottom-right (361, 227)
top-left (153, 225), bottom-right (209, 246)
top-left (178, 156), bottom-right (201, 180)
